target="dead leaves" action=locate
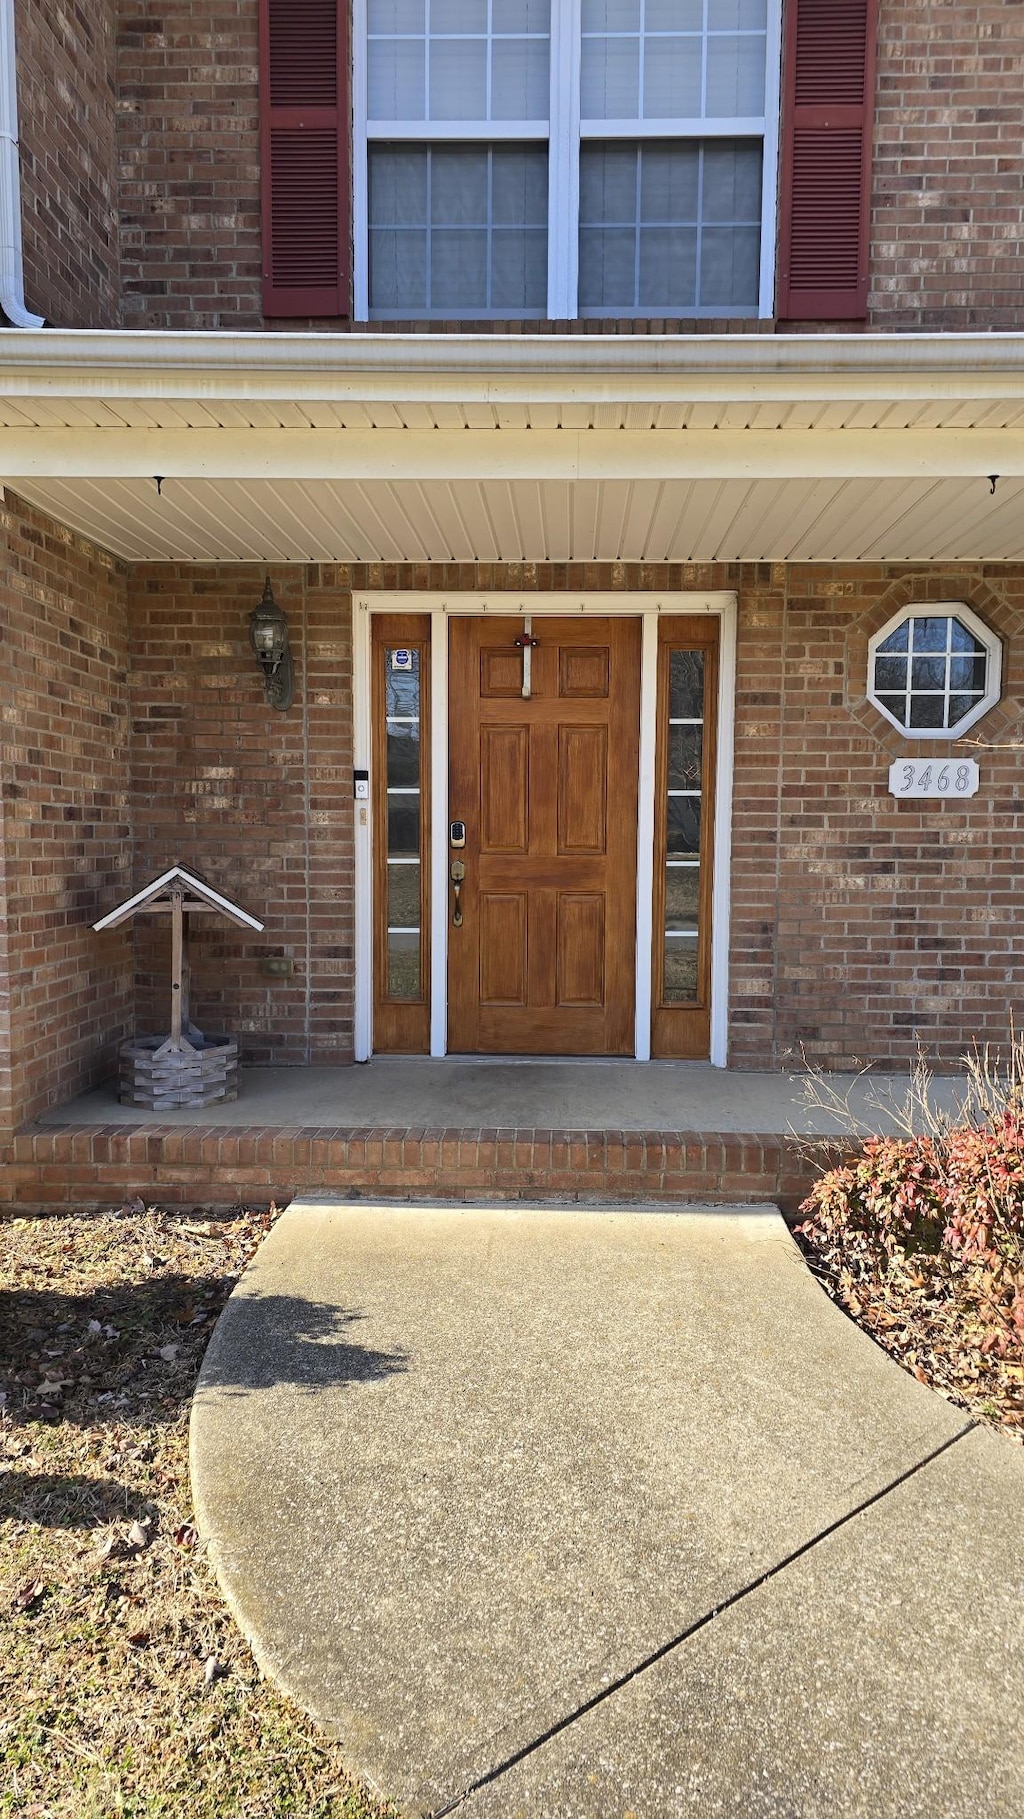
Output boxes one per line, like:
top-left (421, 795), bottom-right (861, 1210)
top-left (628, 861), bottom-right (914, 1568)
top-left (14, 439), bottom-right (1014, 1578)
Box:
top-left (14, 1578), bottom-right (46, 1612)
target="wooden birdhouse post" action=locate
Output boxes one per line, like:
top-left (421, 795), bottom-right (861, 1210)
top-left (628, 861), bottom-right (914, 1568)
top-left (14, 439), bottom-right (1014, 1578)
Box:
top-left (93, 865), bottom-right (264, 1109)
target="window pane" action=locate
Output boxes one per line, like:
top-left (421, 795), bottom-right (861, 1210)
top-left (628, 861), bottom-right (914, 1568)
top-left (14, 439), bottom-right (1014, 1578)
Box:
top-left (643, 36), bottom-right (701, 119)
top-left (433, 0), bottom-right (486, 28)
top-left (495, 0), bottom-right (550, 29)
top-left (388, 862), bottom-right (421, 928)
top-left (669, 649), bottom-right (705, 719)
top-left (648, 0), bottom-right (702, 27)
top-left (491, 229), bottom-right (548, 308)
top-left (641, 143), bottom-right (700, 219)
top-left (369, 0), bottom-right (425, 28)
top-left (430, 37), bottom-right (488, 118)
top-left (388, 793), bottom-right (421, 855)
top-left (665, 864), bottom-right (700, 930)
top-left (950, 619), bottom-right (984, 654)
top-left (579, 142), bottom-right (761, 314)
top-left (912, 616), bottom-right (948, 653)
top-left (911, 655), bottom-right (947, 692)
top-left (876, 694), bottom-right (908, 725)
top-left (948, 693), bottom-right (981, 725)
top-left (668, 724), bottom-right (703, 789)
top-left (385, 650), bottom-right (421, 715)
top-left (706, 32), bottom-right (766, 116)
top-left (708, 0), bottom-right (767, 26)
top-left (582, 1), bottom-right (764, 122)
top-left (368, 38), bottom-right (426, 117)
top-left (492, 36), bottom-right (550, 119)
top-left (369, 229), bottom-right (429, 310)
top-left (667, 797), bottom-right (702, 855)
top-left (908, 695), bottom-right (945, 731)
top-left (877, 621), bottom-right (910, 654)
top-left (388, 930), bottom-right (421, 999)
top-left (370, 0), bottom-right (550, 124)
top-left (387, 724), bottom-right (421, 786)
top-left (663, 940), bottom-right (699, 1003)
top-left (949, 654), bottom-right (986, 691)
top-left (639, 228), bottom-right (697, 309)
top-left (582, 0), bottom-right (641, 27)
top-left (369, 145), bottom-right (548, 316)
top-left (581, 35), bottom-right (639, 116)
top-left (700, 225), bottom-right (760, 308)
top-left (873, 655), bottom-right (907, 693)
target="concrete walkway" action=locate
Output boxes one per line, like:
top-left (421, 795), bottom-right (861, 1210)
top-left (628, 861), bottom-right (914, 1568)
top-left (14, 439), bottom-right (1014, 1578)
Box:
top-left (190, 1200), bottom-right (1024, 1818)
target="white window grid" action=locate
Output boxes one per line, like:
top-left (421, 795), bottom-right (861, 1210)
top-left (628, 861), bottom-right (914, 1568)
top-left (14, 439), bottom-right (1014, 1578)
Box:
top-left (353, 0), bottom-right (782, 319)
top-left (666, 706), bottom-right (701, 951)
top-left (867, 602), bottom-right (1003, 742)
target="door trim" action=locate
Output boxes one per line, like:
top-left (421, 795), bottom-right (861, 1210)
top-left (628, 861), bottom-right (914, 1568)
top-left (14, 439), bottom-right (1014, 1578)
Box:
top-left (353, 592), bottom-right (736, 1066)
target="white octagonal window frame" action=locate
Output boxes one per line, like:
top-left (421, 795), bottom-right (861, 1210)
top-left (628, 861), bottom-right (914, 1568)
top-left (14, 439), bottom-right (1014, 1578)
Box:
top-left (867, 601), bottom-right (1002, 740)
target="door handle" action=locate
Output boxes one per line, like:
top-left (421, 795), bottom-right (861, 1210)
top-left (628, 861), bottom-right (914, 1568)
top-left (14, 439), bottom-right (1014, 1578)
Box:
top-left (450, 858), bottom-right (465, 927)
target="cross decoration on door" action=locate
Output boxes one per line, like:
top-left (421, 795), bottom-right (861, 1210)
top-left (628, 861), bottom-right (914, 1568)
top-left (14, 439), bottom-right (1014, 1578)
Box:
top-left (513, 616), bottom-right (540, 698)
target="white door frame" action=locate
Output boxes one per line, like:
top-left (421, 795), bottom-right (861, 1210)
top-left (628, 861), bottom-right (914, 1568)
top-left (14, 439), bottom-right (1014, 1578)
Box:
top-left (353, 591), bottom-right (737, 1066)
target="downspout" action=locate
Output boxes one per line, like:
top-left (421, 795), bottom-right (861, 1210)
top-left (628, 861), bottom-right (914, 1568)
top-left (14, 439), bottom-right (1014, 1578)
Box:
top-left (0, 0), bottom-right (43, 326)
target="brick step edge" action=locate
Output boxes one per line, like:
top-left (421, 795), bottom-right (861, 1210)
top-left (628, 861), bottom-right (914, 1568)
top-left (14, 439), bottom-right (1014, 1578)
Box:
top-left (1, 1125), bottom-right (843, 1220)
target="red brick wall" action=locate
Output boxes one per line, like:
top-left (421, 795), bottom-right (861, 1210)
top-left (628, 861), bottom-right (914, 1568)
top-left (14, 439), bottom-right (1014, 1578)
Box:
top-left (0, 492), bottom-right (133, 1136)
top-left (124, 560), bottom-right (1024, 1075)
top-left (14, 0), bottom-right (120, 328)
top-left (4, 543), bottom-right (1024, 1112)
top-left (108, 1), bottom-right (1024, 334)
top-left (868, 1), bottom-right (1024, 330)
top-left (127, 566), bottom-right (355, 1062)
top-left (116, 2), bottom-right (264, 330)
top-left (766, 564), bottom-right (1024, 1069)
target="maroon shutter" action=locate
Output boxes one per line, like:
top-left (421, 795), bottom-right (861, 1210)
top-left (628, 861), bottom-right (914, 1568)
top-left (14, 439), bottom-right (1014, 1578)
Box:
top-left (259, 0), bottom-right (349, 317)
top-left (777, 0), bottom-right (878, 321)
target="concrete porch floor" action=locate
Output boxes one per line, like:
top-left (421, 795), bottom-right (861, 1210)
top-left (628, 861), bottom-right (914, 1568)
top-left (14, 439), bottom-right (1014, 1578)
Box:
top-left (38, 1057), bottom-right (966, 1136)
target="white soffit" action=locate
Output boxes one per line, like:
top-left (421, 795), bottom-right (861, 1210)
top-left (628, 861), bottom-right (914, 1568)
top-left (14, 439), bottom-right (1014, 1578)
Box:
top-left (2, 331), bottom-right (1024, 563)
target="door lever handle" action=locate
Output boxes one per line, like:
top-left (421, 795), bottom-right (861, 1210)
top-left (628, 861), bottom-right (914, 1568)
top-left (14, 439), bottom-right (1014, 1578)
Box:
top-left (450, 858), bottom-right (466, 927)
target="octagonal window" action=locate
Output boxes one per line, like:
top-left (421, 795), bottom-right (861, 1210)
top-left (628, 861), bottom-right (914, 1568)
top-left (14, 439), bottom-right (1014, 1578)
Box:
top-left (867, 603), bottom-right (1002, 739)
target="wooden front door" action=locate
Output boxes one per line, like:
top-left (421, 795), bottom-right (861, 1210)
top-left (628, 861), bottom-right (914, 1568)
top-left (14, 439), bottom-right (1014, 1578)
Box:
top-left (448, 616), bottom-right (640, 1055)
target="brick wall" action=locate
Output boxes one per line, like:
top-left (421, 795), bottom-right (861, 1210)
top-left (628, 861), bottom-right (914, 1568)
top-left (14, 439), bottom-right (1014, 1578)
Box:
top-left (0, 492), bottom-right (133, 1136)
top-left (4, 541), bottom-right (1024, 1124)
top-left (125, 559), bottom-right (1024, 1076)
top-left (107, 1), bottom-right (1024, 335)
top-left (769, 563), bottom-right (1024, 1068)
top-left (127, 565), bottom-right (355, 1062)
top-left (868, 1), bottom-right (1024, 330)
top-left (14, 0), bottom-right (120, 328)
top-left (116, 2), bottom-right (264, 330)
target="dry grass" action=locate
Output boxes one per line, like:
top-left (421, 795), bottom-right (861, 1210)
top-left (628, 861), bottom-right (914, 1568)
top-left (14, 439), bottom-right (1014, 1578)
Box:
top-left (0, 1205), bottom-right (398, 1819)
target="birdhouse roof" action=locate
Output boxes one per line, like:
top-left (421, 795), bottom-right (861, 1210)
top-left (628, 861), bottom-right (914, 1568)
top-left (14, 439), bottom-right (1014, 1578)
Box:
top-left (92, 865), bottom-right (265, 932)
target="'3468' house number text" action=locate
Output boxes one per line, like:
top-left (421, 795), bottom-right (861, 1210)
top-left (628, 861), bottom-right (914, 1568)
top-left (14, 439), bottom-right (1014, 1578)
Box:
top-left (887, 759), bottom-right (980, 799)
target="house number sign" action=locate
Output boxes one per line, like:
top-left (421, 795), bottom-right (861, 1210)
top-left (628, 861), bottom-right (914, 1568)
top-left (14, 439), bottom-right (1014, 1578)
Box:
top-left (888, 759), bottom-right (980, 799)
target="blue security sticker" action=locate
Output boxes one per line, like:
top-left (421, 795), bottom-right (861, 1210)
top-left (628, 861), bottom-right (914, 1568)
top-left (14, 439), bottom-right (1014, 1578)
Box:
top-left (391, 649), bottom-right (413, 671)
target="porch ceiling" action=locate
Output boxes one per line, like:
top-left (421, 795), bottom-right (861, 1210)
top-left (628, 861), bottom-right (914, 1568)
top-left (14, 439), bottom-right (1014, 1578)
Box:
top-left (3, 330), bottom-right (1024, 564)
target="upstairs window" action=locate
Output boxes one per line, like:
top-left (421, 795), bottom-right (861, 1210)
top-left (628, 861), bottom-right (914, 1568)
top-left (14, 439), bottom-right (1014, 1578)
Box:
top-left (867, 605), bottom-right (1002, 740)
top-left (354, 0), bottom-right (781, 319)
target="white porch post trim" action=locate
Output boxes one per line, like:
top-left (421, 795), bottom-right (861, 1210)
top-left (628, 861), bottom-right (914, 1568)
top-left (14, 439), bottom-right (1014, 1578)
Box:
top-left (634, 610), bottom-right (659, 1062)
top-left (352, 599), bottom-right (373, 1062)
top-left (429, 609), bottom-right (449, 1058)
top-left (710, 595), bottom-right (737, 1070)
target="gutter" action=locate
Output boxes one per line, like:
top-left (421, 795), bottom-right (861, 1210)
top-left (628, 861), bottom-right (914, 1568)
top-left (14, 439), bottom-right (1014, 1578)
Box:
top-left (2, 329), bottom-right (1024, 406)
top-left (0, 0), bottom-right (43, 328)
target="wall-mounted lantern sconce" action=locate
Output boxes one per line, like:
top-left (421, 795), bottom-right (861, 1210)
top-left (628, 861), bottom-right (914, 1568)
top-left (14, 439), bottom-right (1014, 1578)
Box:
top-left (248, 576), bottom-right (294, 711)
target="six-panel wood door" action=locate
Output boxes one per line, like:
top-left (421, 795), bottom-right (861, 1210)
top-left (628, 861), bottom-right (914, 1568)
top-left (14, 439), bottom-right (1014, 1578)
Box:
top-left (448, 617), bottom-right (641, 1055)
